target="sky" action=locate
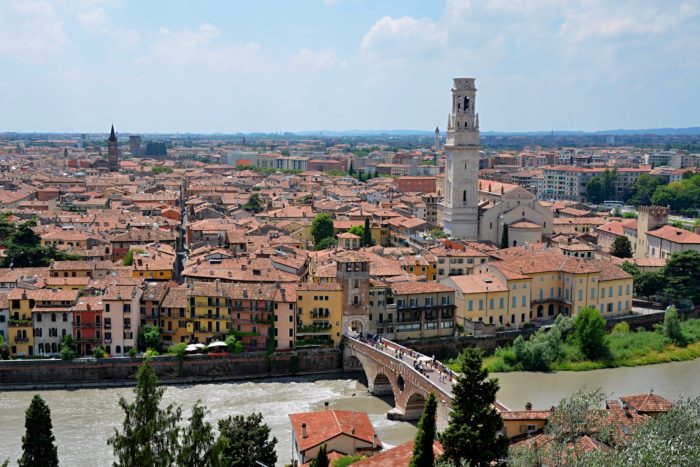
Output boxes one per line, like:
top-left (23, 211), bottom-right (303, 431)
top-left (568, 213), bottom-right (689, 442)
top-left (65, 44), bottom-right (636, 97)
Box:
top-left (0, 0), bottom-right (699, 134)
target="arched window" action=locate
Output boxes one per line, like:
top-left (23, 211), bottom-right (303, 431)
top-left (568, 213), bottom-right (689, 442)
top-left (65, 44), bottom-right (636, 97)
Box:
top-left (116, 345), bottom-right (122, 354)
top-left (463, 191), bottom-right (466, 202)
top-left (464, 96), bottom-right (470, 110)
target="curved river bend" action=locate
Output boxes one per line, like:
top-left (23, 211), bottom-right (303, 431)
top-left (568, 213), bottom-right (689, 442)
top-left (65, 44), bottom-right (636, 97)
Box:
top-left (1, 359), bottom-right (700, 466)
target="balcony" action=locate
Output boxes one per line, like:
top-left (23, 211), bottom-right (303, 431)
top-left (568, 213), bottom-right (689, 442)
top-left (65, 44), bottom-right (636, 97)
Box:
top-left (15, 337), bottom-right (29, 343)
top-left (104, 323), bottom-right (111, 329)
top-left (296, 323), bottom-right (332, 335)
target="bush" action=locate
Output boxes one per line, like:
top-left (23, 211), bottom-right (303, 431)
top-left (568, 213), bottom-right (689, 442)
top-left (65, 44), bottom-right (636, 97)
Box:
top-left (574, 306), bottom-right (610, 360)
top-left (664, 306), bottom-right (687, 346)
top-left (93, 346), bottom-right (107, 359)
top-left (612, 321), bottom-right (630, 334)
top-left (59, 335), bottom-right (77, 360)
top-left (225, 335), bottom-right (243, 354)
top-left (128, 347), bottom-right (137, 358)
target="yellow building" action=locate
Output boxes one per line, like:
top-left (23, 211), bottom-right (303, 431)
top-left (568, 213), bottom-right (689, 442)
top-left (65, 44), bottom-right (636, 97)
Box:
top-left (159, 286), bottom-right (190, 345)
top-left (296, 283), bottom-right (343, 347)
top-left (131, 243), bottom-right (176, 281)
top-left (188, 283), bottom-right (231, 344)
top-left (470, 245), bottom-right (634, 324)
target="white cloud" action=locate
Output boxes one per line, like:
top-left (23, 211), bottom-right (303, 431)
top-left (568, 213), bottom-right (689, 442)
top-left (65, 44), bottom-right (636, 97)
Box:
top-left (361, 16), bottom-right (446, 61)
top-left (77, 7), bottom-right (106, 30)
top-left (0, 0), bottom-right (67, 57)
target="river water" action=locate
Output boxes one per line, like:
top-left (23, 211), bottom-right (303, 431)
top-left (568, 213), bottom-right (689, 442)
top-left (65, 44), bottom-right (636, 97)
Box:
top-left (2, 359), bottom-right (700, 466)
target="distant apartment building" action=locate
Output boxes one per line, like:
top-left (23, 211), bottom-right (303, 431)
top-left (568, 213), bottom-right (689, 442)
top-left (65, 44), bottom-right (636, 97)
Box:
top-left (393, 176), bottom-right (437, 193)
top-left (542, 166), bottom-right (650, 202)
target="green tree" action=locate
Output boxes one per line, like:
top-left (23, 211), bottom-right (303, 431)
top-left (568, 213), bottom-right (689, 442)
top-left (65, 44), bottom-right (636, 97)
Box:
top-left (439, 347), bottom-right (508, 466)
top-left (243, 193), bottom-right (266, 213)
top-left (663, 250), bottom-right (700, 303)
top-left (573, 306), bottom-right (609, 360)
top-left (410, 393), bottom-right (437, 467)
top-left (93, 346), bottom-right (107, 359)
top-left (586, 176), bottom-right (604, 204)
top-left (620, 261), bottom-right (640, 278)
top-left (19, 395), bottom-right (58, 467)
top-left (123, 248), bottom-right (144, 266)
top-left (312, 213), bottom-right (335, 245)
top-left (311, 444), bottom-right (329, 467)
top-left (363, 217), bottom-right (372, 247)
top-left (59, 334), bottom-right (77, 360)
top-left (0, 334), bottom-right (10, 360)
top-left (177, 401), bottom-right (220, 467)
top-left (348, 160), bottom-right (355, 176)
top-left (348, 225), bottom-right (364, 238)
top-left (138, 325), bottom-right (162, 352)
top-left (315, 237), bottom-right (338, 251)
top-left (217, 412), bottom-right (277, 467)
top-left (627, 173), bottom-right (662, 206)
top-left (500, 224), bottom-right (509, 249)
top-left (610, 236), bottom-right (633, 258)
top-left (634, 271), bottom-right (664, 299)
top-left (664, 305), bottom-right (687, 346)
top-left (108, 361), bottom-right (182, 467)
top-left (225, 334), bottom-right (243, 354)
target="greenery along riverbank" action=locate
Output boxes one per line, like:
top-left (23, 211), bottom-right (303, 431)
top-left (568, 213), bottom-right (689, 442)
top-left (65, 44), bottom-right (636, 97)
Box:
top-left (448, 306), bottom-right (700, 373)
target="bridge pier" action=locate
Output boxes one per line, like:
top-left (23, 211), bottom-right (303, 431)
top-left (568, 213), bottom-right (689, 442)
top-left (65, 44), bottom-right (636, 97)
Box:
top-left (368, 373), bottom-right (393, 396)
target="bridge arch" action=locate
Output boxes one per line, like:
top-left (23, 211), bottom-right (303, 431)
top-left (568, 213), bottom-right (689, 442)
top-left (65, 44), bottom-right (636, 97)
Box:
top-left (404, 392), bottom-right (428, 419)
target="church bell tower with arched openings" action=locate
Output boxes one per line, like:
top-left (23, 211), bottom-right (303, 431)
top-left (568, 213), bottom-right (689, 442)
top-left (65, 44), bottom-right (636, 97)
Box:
top-left (443, 78), bottom-right (480, 240)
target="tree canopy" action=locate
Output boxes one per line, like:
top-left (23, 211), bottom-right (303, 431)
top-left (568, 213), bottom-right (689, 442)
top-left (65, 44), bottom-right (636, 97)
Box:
top-left (217, 412), bottom-right (278, 467)
top-left (610, 236), bottom-right (633, 258)
top-left (439, 347), bottom-right (508, 465)
top-left (410, 392), bottom-right (437, 467)
top-left (574, 306), bottom-right (609, 360)
top-left (311, 213), bottom-right (335, 246)
top-left (19, 395), bottom-right (58, 467)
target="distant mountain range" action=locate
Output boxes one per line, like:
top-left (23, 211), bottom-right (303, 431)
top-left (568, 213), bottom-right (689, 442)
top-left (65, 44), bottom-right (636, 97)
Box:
top-left (297, 127), bottom-right (700, 137)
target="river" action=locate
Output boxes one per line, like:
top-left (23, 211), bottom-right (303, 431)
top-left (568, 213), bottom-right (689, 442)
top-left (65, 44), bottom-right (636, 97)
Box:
top-left (2, 359), bottom-right (700, 466)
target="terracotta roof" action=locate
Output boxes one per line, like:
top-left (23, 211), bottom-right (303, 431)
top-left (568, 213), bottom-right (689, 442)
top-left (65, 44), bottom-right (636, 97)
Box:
top-left (620, 393), bottom-right (672, 413)
top-left (352, 440), bottom-right (443, 467)
top-left (446, 274), bottom-right (507, 294)
top-left (390, 281), bottom-right (454, 295)
top-left (646, 225), bottom-right (700, 244)
top-left (289, 410), bottom-right (381, 453)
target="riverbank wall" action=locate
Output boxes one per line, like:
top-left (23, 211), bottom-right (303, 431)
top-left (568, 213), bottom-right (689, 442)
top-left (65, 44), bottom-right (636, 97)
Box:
top-left (0, 348), bottom-right (342, 390)
top-left (399, 309), bottom-right (688, 359)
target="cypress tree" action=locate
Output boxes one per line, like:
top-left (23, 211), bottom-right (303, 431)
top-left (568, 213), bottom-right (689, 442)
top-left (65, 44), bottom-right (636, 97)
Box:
top-left (19, 395), bottom-right (58, 467)
top-left (439, 347), bottom-right (508, 466)
top-left (410, 393), bottom-right (437, 467)
top-left (500, 224), bottom-right (509, 249)
top-left (363, 217), bottom-right (372, 247)
top-left (310, 444), bottom-right (329, 467)
top-left (108, 360), bottom-right (182, 467)
top-left (177, 400), bottom-right (220, 467)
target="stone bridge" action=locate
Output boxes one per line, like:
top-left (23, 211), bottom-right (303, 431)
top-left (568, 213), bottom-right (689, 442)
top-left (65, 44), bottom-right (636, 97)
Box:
top-left (343, 336), bottom-right (455, 432)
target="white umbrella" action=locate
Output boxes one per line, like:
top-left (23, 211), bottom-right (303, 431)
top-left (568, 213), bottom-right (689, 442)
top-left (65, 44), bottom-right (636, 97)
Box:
top-left (194, 343), bottom-right (206, 349)
top-left (185, 344), bottom-right (198, 352)
top-left (418, 356), bottom-right (433, 363)
top-left (208, 341), bottom-right (227, 348)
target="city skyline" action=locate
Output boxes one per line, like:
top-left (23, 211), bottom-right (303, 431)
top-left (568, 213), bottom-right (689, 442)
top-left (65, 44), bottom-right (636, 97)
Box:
top-left (1, 0), bottom-right (699, 133)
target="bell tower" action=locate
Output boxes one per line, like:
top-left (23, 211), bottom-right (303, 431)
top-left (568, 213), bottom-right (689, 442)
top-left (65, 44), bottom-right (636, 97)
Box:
top-left (443, 78), bottom-right (480, 240)
top-left (108, 125), bottom-right (119, 172)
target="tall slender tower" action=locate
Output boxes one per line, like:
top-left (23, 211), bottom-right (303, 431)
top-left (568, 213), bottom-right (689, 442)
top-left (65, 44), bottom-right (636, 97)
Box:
top-left (108, 125), bottom-right (119, 172)
top-left (443, 78), bottom-right (480, 240)
top-left (434, 126), bottom-right (440, 152)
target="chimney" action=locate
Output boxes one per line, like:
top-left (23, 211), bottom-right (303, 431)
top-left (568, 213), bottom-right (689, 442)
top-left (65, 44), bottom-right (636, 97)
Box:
top-left (301, 423), bottom-right (308, 439)
top-left (525, 402), bottom-right (533, 411)
top-left (324, 401), bottom-right (329, 410)
top-left (372, 433), bottom-right (377, 450)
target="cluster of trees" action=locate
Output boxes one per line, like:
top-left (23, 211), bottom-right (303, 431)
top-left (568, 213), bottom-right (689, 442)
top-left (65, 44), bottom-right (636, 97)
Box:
top-left (586, 169), bottom-right (618, 204)
top-left (649, 171), bottom-right (700, 214)
top-left (0, 215), bottom-right (80, 268)
top-left (9, 361), bottom-right (278, 466)
top-left (622, 250), bottom-right (700, 304)
top-left (589, 170), bottom-right (700, 214)
top-left (151, 166), bottom-right (174, 175)
top-left (504, 308), bottom-right (611, 371)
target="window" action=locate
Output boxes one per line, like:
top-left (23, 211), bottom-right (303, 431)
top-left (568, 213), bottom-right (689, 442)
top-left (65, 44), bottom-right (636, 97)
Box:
top-left (489, 299), bottom-right (494, 310)
top-left (478, 300), bottom-right (484, 310)
top-left (468, 300), bottom-right (473, 311)
top-left (499, 297), bottom-right (504, 309)
top-left (618, 285), bottom-right (623, 296)
top-left (578, 290), bottom-right (583, 301)
top-left (601, 288), bottom-right (605, 298)
top-left (521, 296), bottom-right (526, 306)
top-left (441, 296), bottom-right (450, 305)
top-left (511, 297), bottom-right (516, 308)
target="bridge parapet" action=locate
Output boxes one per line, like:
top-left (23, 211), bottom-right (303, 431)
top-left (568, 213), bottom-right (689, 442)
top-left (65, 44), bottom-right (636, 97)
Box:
top-left (344, 337), bottom-right (455, 430)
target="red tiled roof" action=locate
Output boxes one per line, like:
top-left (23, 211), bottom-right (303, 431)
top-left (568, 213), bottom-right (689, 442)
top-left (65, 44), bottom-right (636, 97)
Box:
top-left (620, 393), bottom-right (672, 413)
top-left (289, 410), bottom-right (380, 453)
top-left (646, 225), bottom-right (700, 244)
top-left (352, 440), bottom-right (444, 467)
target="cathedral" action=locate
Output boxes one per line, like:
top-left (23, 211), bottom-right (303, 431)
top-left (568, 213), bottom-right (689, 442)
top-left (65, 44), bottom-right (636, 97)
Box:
top-left (441, 78), bottom-right (552, 245)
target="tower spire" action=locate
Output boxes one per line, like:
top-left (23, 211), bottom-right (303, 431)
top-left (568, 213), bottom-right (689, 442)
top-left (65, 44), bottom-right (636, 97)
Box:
top-left (109, 125), bottom-right (116, 142)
